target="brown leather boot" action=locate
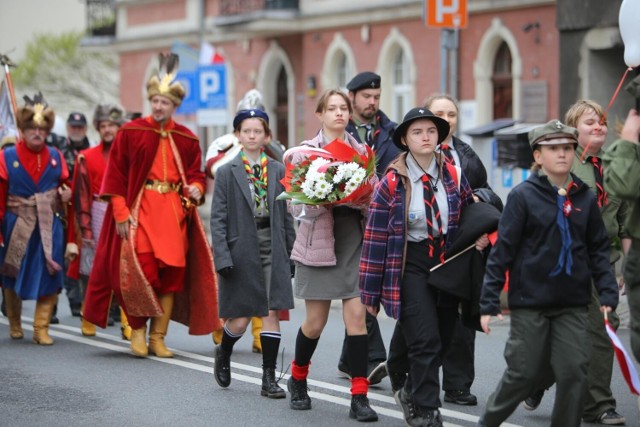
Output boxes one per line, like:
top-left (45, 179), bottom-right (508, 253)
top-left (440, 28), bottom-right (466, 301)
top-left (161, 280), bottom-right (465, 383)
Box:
top-left (4, 289), bottom-right (23, 339)
top-left (120, 307), bottom-right (132, 341)
top-left (251, 316), bottom-right (262, 353)
top-left (33, 294), bottom-right (57, 345)
top-left (80, 304), bottom-right (96, 336)
top-left (149, 293), bottom-right (174, 358)
top-left (212, 328), bottom-right (223, 345)
top-left (130, 325), bottom-right (148, 357)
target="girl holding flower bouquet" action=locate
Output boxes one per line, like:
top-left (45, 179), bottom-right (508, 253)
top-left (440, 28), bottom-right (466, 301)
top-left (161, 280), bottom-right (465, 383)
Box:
top-left (359, 107), bottom-right (490, 426)
top-left (286, 89), bottom-right (378, 422)
top-left (210, 109), bottom-right (295, 399)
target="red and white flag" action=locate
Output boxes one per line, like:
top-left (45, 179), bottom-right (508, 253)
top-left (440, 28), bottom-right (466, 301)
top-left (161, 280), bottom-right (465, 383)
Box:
top-left (199, 41), bottom-right (225, 65)
top-left (605, 318), bottom-right (640, 395)
top-left (0, 80), bottom-right (17, 142)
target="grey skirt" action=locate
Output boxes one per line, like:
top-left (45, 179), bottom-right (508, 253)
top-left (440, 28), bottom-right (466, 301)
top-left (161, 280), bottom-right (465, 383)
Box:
top-left (294, 207), bottom-right (362, 300)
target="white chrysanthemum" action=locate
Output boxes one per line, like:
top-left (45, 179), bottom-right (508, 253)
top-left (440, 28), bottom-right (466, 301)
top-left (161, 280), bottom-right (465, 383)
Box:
top-left (301, 179), bottom-right (316, 199)
top-left (344, 162), bottom-right (360, 176)
top-left (332, 167), bottom-right (345, 183)
top-left (344, 181), bottom-right (359, 196)
top-left (350, 176), bottom-right (363, 186)
top-left (305, 169), bottom-right (321, 184)
top-left (353, 168), bottom-right (366, 179)
top-left (305, 158), bottom-right (330, 183)
top-left (314, 178), bottom-right (333, 199)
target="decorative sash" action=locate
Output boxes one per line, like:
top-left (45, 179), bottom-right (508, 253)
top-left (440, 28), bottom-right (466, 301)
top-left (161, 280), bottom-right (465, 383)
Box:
top-left (2, 188), bottom-right (62, 277)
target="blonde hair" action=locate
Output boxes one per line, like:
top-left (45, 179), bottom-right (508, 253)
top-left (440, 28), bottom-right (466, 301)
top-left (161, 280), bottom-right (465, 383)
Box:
top-left (423, 93), bottom-right (459, 113)
top-left (564, 99), bottom-right (607, 128)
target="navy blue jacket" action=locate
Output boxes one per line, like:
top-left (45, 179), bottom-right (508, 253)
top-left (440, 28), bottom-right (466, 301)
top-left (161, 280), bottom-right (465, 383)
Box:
top-left (480, 171), bottom-right (618, 315)
top-left (347, 110), bottom-right (399, 177)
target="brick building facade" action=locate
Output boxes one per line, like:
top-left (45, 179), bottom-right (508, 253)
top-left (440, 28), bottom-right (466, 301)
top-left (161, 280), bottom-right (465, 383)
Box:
top-left (96, 0), bottom-right (560, 150)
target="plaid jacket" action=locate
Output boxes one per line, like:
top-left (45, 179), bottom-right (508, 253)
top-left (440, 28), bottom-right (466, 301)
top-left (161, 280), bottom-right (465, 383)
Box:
top-left (359, 153), bottom-right (474, 319)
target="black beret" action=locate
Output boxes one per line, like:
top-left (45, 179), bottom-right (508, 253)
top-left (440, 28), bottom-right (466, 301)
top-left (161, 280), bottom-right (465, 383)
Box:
top-left (346, 72), bottom-right (381, 92)
top-left (233, 109), bottom-right (269, 131)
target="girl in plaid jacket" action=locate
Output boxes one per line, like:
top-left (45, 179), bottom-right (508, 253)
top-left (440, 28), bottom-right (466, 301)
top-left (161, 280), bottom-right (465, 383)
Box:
top-left (359, 107), bottom-right (489, 427)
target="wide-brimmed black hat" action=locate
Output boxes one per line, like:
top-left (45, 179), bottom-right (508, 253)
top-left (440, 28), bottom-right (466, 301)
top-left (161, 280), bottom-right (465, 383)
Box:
top-left (392, 107), bottom-right (450, 151)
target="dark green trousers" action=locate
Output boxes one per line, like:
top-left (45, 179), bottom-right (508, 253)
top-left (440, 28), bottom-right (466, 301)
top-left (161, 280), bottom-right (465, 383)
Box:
top-left (582, 283), bottom-right (619, 419)
top-left (481, 307), bottom-right (590, 427)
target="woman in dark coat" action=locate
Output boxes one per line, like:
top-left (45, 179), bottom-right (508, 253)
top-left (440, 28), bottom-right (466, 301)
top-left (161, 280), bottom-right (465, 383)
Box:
top-left (210, 109), bottom-right (295, 398)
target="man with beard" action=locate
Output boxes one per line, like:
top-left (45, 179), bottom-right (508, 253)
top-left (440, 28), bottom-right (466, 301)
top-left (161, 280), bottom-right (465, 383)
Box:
top-left (0, 92), bottom-right (72, 344)
top-left (337, 72), bottom-right (400, 384)
top-left (66, 104), bottom-right (130, 338)
top-left (346, 72), bottom-right (400, 176)
top-left (83, 53), bottom-right (220, 358)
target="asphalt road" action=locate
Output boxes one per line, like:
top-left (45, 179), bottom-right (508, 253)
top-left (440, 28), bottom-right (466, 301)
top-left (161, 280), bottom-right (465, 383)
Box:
top-left (1, 296), bottom-right (638, 427)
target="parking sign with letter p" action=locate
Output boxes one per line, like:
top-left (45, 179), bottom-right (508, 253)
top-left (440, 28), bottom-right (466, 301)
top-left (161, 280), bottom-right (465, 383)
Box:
top-left (425, 0), bottom-right (467, 29)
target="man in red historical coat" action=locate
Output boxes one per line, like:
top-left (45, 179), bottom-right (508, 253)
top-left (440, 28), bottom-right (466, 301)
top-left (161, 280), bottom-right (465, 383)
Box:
top-left (83, 53), bottom-right (220, 358)
top-left (66, 104), bottom-right (129, 338)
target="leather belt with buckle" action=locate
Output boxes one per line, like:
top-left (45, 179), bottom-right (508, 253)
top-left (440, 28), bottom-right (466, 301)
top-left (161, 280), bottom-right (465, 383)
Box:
top-left (144, 180), bottom-right (181, 194)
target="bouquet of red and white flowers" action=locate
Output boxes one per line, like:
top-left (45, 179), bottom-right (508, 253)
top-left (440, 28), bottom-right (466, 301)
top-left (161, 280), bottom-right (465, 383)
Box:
top-left (277, 139), bottom-right (376, 208)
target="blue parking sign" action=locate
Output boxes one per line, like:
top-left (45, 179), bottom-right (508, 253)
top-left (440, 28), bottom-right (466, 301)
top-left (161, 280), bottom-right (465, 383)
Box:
top-left (198, 64), bottom-right (227, 109)
top-left (176, 70), bottom-right (199, 114)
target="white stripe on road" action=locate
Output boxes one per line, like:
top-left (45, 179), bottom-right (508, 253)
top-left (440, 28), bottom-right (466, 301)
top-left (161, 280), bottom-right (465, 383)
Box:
top-left (1, 317), bottom-right (522, 427)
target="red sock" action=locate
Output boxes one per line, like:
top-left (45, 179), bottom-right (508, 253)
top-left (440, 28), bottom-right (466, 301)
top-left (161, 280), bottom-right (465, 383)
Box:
top-left (351, 376), bottom-right (369, 395)
top-left (291, 360), bottom-right (310, 380)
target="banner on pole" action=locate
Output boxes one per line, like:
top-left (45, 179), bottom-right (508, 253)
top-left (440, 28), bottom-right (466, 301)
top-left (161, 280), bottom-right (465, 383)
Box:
top-left (0, 81), bottom-right (17, 142)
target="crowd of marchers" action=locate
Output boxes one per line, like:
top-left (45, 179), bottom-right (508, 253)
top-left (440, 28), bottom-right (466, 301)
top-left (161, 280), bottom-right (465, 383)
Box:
top-left (2, 52), bottom-right (640, 427)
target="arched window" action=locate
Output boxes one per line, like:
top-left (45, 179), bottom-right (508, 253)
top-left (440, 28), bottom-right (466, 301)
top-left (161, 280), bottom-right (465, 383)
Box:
top-left (492, 41), bottom-right (513, 119)
top-left (321, 33), bottom-right (356, 93)
top-left (336, 52), bottom-right (349, 90)
top-left (391, 49), bottom-right (411, 122)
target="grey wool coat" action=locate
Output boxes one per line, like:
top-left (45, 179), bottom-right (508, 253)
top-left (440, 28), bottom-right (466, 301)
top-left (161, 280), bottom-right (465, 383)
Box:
top-left (210, 154), bottom-right (295, 318)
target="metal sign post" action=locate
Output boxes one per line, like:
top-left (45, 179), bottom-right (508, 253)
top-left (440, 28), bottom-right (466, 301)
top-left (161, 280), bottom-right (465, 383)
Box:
top-left (425, 1), bottom-right (466, 97)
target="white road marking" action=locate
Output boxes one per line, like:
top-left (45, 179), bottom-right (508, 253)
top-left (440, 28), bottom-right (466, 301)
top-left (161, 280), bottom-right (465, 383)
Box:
top-left (1, 317), bottom-right (522, 427)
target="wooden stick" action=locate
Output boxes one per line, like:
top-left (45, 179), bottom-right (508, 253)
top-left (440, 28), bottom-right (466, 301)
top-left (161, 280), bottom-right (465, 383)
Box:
top-left (430, 243), bottom-right (476, 272)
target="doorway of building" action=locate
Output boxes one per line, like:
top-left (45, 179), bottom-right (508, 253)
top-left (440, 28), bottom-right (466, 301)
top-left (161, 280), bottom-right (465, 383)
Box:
top-left (275, 65), bottom-right (289, 148)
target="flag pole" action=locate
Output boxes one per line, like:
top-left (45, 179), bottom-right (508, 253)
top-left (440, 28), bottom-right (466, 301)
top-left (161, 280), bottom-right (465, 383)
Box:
top-left (0, 54), bottom-right (19, 130)
top-left (429, 243), bottom-right (476, 272)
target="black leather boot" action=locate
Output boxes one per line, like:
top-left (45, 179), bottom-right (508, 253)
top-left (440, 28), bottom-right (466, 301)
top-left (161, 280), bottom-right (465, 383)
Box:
top-left (287, 376), bottom-right (311, 410)
top-left (349, 394), bottom-right (378, 422)
top-left (261, 367), bottom-right (285, 398)
top-left (213, 345), bottom-right (231, 387)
